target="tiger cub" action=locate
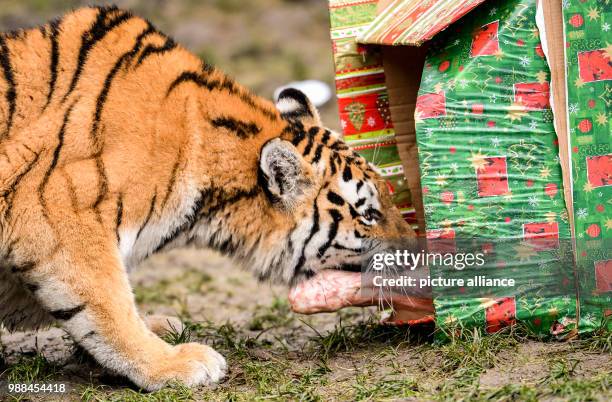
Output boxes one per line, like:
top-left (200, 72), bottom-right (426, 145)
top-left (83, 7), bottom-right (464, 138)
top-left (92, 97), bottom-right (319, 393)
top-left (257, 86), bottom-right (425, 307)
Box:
top-left (0, 6), bottom-right (414, 390)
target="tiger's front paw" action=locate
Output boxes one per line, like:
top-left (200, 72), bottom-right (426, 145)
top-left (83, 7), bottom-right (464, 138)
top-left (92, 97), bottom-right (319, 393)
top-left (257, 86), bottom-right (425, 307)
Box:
top-left (146, 343), bottom-right (227, 390)
top-left (171, 343), bottom-right (227, 386)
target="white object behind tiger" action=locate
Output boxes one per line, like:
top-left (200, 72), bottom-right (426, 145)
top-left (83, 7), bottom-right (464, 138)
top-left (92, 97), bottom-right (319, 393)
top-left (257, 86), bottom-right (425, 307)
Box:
top-left (274, 80), bottom-right (332, 108)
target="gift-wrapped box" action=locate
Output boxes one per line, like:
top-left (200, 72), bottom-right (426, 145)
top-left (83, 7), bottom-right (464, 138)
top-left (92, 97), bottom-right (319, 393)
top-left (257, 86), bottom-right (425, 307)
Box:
top-left (327, 0), bottom-right (611, 337)
top-left (415, 0), bottom-right (577, 338)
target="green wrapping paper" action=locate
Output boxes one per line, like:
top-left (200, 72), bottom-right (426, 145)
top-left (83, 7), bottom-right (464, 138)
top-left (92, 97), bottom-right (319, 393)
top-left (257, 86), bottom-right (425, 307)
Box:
top-left (326, 0), bottom-right (610, 337)
top-left (415, 0), bottom-right (579, 338)
top-left (562, 0), bottom-right (612, 333)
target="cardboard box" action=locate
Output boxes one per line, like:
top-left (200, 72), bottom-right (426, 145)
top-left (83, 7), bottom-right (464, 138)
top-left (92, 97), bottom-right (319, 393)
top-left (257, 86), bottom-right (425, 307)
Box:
top-left (329, 0), bottom-right (580, 236)
top-left (328, 0), bottom-right (611, 336)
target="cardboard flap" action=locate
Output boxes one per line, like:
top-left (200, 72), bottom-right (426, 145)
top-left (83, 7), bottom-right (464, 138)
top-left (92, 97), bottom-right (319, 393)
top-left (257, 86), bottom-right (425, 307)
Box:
top-left (537, 0), bottom-right (575, 237)
top-left (382, 45), bottom-right (429, 233)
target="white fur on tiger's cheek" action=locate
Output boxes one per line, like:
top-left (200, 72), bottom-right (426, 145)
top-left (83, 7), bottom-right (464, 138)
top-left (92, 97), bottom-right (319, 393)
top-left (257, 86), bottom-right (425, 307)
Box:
top-left (337, 177), bottom-right (359, 205)
top-left (313, 159), bottom-right (326, 175)
top-left (284, 217), bottom-right (318, 281)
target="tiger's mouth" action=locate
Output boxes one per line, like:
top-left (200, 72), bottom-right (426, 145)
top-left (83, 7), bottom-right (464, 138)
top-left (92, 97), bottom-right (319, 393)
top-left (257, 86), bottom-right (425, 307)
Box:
top-left (336, 263), bottom-right (363, 272)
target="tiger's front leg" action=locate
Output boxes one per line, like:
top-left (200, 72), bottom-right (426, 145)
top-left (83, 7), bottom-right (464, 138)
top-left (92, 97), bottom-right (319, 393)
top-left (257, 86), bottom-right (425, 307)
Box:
top-left (20, 228), bottom-right (226, 391)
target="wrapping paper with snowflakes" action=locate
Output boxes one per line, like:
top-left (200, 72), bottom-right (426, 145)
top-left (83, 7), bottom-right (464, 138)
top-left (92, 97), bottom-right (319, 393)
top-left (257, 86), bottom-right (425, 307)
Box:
top-left (414, 0), bottom-right (582, 338)
top-left (563, 0), bottom-right (612, 332)
top-left (329, 0), bottom-right (419, 230)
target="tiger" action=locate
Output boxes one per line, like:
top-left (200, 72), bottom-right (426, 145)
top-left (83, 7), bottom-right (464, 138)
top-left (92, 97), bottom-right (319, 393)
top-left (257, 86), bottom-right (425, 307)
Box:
top-left (0, 6), bottom-right (414, 391)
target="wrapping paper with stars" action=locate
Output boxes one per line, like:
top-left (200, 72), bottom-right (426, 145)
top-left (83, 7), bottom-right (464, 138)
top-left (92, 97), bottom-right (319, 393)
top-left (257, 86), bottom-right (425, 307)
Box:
top-left (563, 0), bottom-right (611, 335)
top-left (327, 0), bottom-right (611, 337)
top-left (415, 0), bottom-right (583, 339)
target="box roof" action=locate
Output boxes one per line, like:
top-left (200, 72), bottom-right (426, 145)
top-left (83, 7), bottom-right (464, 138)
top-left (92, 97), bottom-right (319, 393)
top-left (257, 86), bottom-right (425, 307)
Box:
top-left (357, 0), bottom-right (486, 46)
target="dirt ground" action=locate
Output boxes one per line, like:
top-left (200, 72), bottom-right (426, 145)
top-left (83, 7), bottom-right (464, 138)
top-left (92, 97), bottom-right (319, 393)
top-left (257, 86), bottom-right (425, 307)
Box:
top-left (1, 249), bottom-right (610, 401)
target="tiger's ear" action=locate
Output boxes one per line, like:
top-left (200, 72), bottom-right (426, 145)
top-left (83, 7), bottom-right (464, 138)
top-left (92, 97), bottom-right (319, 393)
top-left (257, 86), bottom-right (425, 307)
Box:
top-left (258, 138), bottom-right (312, 209)
top-left (276, 88), bottom-right (322, 126)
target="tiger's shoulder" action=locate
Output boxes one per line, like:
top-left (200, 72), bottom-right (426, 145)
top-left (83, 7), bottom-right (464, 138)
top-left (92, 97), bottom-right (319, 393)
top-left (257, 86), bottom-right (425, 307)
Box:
top-left (0, 3), bottom-right (282, 231)
top-left (0, 5), bottom-right (207, 189)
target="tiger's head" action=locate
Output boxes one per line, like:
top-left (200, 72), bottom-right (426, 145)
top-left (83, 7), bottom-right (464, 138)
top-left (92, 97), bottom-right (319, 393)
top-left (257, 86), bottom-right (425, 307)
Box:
top-left (256, 89), bottom-right (415, 284)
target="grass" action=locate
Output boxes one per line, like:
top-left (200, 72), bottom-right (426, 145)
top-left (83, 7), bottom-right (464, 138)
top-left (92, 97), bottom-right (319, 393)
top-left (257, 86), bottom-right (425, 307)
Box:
top-left (242, 360), bottom-right (287, 394)
top-left (432, 328), bottom-right (520, 400)
top-left (575, 321), bottom-right (612, 354)
top-left (539, 358), bottom-right (611, 401)
top-left (135, 269), bottom-right (212, 306)
top-left (2, 353), bottom-right (58, 384)
top-left (437, 326), bottom-right (523, 374)
top-left (304, 316), bottom-right (431, 361)
top-left (248, 297), bottom-right (294, 331)
top-left (352, 373), bottom-right (420, 401)
top-left (1, 279), bottom-right (610, 402)
top-left (134, 278), bottom-right (177, 305)
top-left (427, 322), bottom-right (612, 402)
top-left (280, 365), bottom-right (329, 400)
top-left (468, 359), bottom-right (612, 402)
top-left (81, 383), bottom-right (194, 402)
top-left (1, 300), bottom-right (610, 401)
top-left (2, 317), bottom-right (610, 401)
top-left (162, 322), bottom-right (195, 346)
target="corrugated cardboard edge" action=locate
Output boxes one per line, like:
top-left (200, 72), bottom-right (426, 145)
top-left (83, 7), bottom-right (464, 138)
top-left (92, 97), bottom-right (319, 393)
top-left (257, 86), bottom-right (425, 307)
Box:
top-left (381, 45), bottom-right (429, 234)
top-left (537, 0), bottom-right (575, 239)
top-left (537, 0), bottom-right (579, 339)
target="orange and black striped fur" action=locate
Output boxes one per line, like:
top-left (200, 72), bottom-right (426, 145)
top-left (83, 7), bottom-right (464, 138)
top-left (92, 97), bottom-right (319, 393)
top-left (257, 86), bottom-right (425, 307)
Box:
top-left (0, 6), bottom-right (414, 390)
